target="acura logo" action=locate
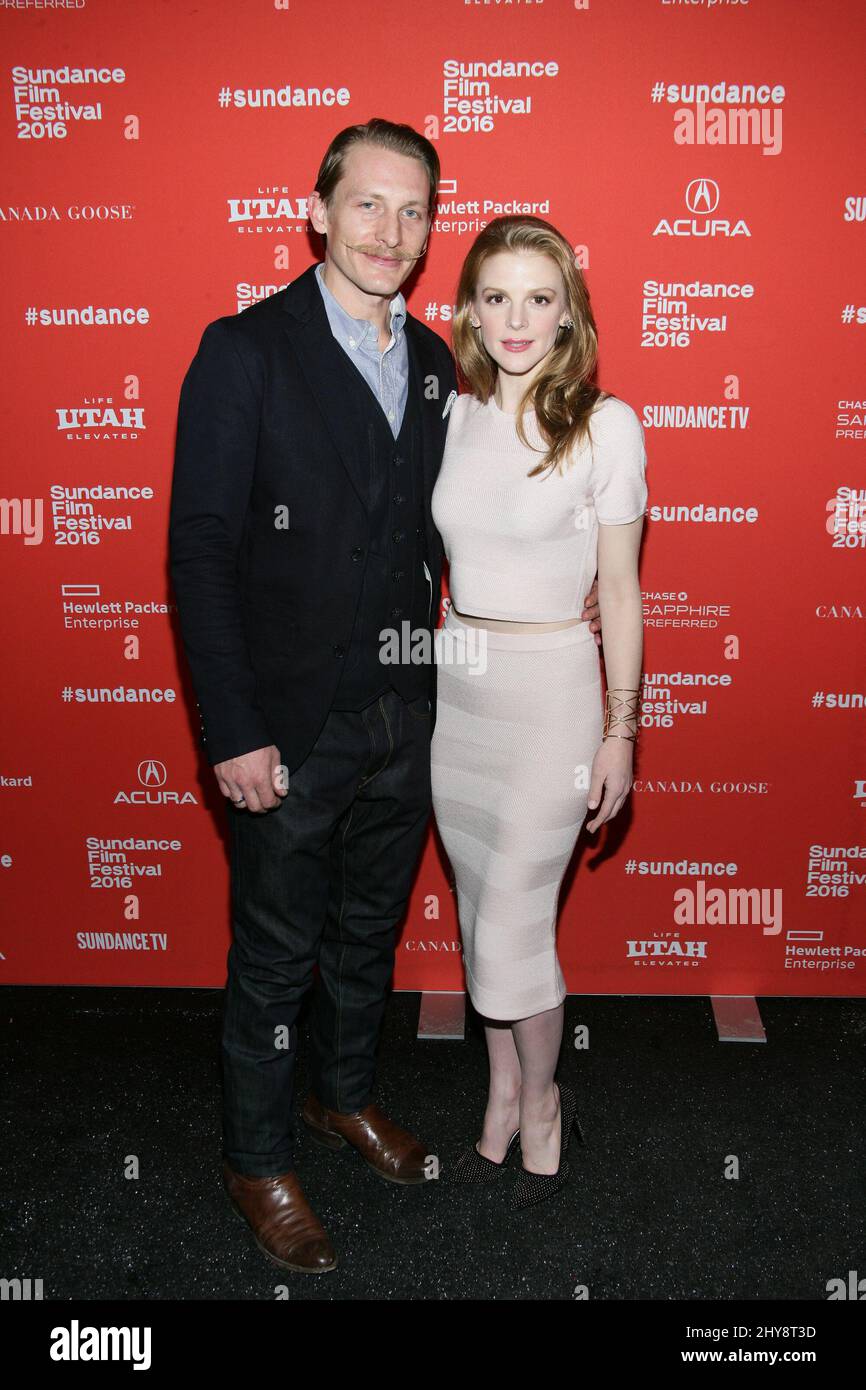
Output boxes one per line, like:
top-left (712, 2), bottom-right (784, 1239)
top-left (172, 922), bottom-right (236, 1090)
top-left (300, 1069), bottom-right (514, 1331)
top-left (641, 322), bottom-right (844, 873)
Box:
top-left (685, 178), bottom-right (720, 215)
top-left (137, 759), bottom-right (167, 787)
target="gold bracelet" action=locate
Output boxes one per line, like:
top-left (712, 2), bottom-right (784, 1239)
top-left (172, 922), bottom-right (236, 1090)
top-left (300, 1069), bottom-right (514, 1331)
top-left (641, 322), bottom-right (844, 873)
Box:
top-left (603, 683), bottom-right (643, 741)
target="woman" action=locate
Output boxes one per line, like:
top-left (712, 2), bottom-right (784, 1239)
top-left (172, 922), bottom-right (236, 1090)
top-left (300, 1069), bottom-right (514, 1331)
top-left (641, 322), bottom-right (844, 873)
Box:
top-left (430, 215), bottom-right (647, 1209)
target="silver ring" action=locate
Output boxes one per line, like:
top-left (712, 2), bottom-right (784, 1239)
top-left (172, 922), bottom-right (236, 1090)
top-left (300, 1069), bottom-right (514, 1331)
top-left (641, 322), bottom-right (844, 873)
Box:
top-left (232, 797), bottom-right (246, 806)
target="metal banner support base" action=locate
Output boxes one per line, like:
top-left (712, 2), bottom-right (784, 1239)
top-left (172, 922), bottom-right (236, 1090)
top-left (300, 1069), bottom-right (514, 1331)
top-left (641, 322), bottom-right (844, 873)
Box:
top-left (711, 996), bottom-right (766, 1043)
top-left (417, 991), bottom-right (466, 1040)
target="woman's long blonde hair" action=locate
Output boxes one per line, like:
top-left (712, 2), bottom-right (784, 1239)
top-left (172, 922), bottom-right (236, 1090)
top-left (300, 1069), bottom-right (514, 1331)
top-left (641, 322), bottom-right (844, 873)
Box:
top-left (452, 215), bottom-right (612, 477)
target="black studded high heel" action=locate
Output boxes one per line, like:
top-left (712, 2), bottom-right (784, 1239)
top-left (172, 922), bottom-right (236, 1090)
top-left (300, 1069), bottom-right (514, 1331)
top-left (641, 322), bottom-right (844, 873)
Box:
top-left (509, 1081), bottom-right (582, 1209)
top-left (449, 1128), bottom-right (520, 1184)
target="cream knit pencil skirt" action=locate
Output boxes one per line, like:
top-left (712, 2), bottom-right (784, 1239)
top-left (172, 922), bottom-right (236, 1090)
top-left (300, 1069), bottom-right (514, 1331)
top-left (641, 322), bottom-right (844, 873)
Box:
top-left (430, 606), bottom-right (604, 1021)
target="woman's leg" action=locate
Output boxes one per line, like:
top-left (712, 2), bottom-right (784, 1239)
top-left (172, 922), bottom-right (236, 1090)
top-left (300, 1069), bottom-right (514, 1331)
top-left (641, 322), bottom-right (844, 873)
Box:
top-left (476, 1018), bottom-right (522, 1162)
top-left (512, 1003), bottom-right (565, 1174)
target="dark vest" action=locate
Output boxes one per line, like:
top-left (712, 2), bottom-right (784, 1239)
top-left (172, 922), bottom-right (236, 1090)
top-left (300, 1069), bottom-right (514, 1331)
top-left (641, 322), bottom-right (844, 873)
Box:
top-left (329, 338), bottom-right (433, 711)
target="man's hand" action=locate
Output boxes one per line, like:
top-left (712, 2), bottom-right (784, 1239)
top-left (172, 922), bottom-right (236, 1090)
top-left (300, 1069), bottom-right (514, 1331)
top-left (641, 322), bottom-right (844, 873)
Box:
top-left (214, 745), bottom-right (287, 813)
top-left (581, 575), bottom-right (602, 646)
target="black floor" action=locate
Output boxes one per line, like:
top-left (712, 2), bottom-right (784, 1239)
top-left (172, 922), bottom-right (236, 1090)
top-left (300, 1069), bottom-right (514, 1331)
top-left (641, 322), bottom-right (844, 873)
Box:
top-left (1, 986), bottom-right (864, 1301)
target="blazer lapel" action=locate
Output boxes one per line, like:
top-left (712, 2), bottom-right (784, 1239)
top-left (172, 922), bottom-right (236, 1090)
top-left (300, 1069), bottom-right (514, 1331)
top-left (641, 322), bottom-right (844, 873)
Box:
top-left (404, 314), bottom-right (447, 573)
top-left (404, 316), bottom-right (433, 511)
top-left (281, 264), bottom-right (372, 509)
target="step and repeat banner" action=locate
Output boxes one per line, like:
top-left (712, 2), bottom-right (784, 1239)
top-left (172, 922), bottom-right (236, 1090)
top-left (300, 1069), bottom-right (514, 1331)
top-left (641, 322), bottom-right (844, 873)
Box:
top-left (1, 0), bottom-right (864, 996)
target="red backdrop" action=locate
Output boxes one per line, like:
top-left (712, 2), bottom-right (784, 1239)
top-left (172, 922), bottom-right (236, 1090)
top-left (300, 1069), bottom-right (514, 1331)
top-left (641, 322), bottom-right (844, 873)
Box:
top-left (1, 0), bottom-right (864, 996)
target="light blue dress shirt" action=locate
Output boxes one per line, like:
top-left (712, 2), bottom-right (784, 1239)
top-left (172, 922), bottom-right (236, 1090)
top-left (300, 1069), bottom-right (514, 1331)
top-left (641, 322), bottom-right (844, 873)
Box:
top-left (314, 260), bottom-right (409, 438)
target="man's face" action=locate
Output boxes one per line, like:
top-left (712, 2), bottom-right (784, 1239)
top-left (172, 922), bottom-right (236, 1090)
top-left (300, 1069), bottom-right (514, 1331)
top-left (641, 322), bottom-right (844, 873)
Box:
top-left (309, 142), bottom-right (432, 301)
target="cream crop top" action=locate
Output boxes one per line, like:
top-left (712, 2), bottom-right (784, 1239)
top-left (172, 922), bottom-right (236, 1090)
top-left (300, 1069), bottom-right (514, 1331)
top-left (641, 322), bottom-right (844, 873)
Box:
top-left (431, 392), bottom-right (648, 622)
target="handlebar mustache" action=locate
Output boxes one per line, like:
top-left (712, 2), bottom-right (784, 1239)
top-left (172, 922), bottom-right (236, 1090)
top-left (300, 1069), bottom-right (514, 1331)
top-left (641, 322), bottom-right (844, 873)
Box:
top-left (344, 241), bottom-right (428, 262)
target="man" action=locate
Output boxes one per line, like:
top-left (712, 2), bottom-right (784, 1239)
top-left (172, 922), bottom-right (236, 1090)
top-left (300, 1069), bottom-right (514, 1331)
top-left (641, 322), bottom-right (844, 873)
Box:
top-left (169, 118), bottom-right (601, 1274)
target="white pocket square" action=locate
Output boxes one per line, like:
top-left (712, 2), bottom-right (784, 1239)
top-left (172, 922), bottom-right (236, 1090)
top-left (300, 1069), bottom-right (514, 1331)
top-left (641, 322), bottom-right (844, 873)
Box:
top-left (442, 389), bottom-right (457, 419)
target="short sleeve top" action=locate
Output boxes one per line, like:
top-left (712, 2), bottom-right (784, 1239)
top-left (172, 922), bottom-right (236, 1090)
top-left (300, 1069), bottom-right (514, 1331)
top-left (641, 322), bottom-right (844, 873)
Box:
top-left (430, 391), bottom-right (647, 622)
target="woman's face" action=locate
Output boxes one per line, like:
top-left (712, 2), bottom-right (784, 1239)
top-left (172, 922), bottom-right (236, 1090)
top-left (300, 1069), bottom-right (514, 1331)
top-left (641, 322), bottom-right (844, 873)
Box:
top-left (470, 250), bottom-right (571, 381)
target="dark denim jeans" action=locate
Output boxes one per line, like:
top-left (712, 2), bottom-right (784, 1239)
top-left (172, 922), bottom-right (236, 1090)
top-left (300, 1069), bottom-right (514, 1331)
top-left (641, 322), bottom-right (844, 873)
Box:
top-left (220, 687), bottom-right (433, 1177)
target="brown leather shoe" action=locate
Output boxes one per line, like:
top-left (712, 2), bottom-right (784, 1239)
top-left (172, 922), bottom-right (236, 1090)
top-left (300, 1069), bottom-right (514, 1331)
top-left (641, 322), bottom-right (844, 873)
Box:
top-left (223, 1161), bottom-right (338, 1274)
top-left (301, 1094), bottom-right (430, 1185)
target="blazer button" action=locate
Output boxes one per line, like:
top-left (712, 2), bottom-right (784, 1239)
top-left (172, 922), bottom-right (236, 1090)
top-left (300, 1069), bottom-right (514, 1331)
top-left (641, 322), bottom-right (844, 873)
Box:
top-left (392, 530), bottom-right (405, 543)
top-left (351, 546), bottom-right (364, 561)
top-left (333, 644), bottom-right (345, 658)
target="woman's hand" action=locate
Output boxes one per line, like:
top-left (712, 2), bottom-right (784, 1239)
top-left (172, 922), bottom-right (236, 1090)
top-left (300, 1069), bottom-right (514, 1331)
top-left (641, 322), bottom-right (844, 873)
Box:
top-left (585, 736), bottom-right (634, 832)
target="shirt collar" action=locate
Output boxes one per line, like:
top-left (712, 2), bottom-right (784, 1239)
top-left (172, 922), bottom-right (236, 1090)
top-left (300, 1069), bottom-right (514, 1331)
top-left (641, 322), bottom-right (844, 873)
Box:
top-left (315, 260), bottom-right (406, 349)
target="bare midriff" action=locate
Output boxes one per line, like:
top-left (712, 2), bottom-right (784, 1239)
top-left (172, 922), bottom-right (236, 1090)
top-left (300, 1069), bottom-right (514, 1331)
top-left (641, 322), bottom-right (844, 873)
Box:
top-left (449, 605), bottom-right (583, 634)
